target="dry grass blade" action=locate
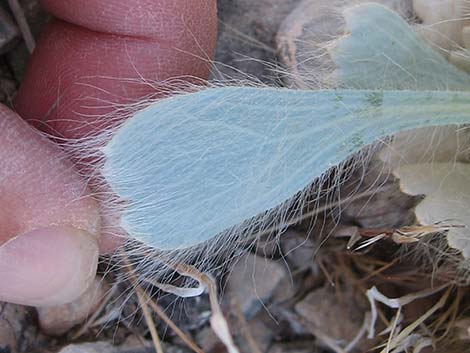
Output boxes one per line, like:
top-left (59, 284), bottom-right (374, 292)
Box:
top-left (378, 287), bottom-right (452, 353)
top-left (144, 278), bottom-right (204, 298)
top-left (358, 258), bottom-right (399, 283)
top-left (169, 262), bottom-right (240, 353)
top-left (231, 297), bottom-right (263, 353)
top-left (355, 222), bottom-right (464, 251)
top-left (123, 257), bottom-right (164, 353)
top-left (385, 307), bottom-right (402, 353)
top-left (432, 287), bottom-right (462, 341)
top-left (124, 258), bottom-right (204, 353)
top-left (7, 0), bottom-right (35, 52)
top-left (135, 286), bottom-right (164, 353)
top-left (392, 223), bottom-right (465, 243)
top-left (145, 297), bottom-right (204, 353)
top-left (317, 258), bottom-right (336, 287)
top-left (367, 284), bottom-right (449, 339)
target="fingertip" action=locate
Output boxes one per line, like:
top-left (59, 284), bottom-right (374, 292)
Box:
top-left (0, 226), bottom-right (99, 307)
top-left (15, 0), bottom-right (217, 139)
top-left (0, 104), bottom-right (100, 243)
top-left (40, 0), bottom-right (217, 40)
top-left (14, 17), bottom-right (214, 139)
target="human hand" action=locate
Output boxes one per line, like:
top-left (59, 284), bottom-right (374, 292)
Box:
top-left (0, 0), bottom-right (216, 307)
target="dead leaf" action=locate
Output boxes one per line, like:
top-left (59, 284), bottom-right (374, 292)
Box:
top-left (394, 162), bottom-right (470, 259)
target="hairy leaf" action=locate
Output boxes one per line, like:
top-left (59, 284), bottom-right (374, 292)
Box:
top-left (102, 4), bottom-right (470, 249)
top-left (104, 89), bottom-right (470, 249)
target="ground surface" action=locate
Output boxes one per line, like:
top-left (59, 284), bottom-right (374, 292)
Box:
top-left (0, 1), bottom-right (469, 353)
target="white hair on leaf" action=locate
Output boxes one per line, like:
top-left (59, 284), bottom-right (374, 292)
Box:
top-left (96, 4), bottom-right (470, 253)
top-left (103, 87), bottom-right (470, 250)
top-left (55, 5), bottom-right (470, 332)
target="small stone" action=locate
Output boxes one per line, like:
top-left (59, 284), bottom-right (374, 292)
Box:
top-left (227, 253), bottom-right (288, 318)
top-left (57, 339), bottom-right (185, 353)
top-left (280, 229), bottom-right (314, 269)
top-left (216, 307), bottom-right (276, 353)
top-left (240, 312), bottom-right (275, 353)
top-left (37, 277), bottom-right (107, 336)
top-left (57, 342), bottom-right (115, 353)
top-left (212, 0), bottom-right (302, 84)
top-left (0, 303), bottom-right (26, 353)
top-left (455, 318), bottom-right (470, 341)
top-left (0, 302), bottom-right (44, 353)
top-left (0, 304), bottom-right (20, 353)
top-left (254, 237), bottom-right (279, 258)
top-left (339, 160), bottom-right (419, 230)
top-left (295, 286), bottom-right (368, 348)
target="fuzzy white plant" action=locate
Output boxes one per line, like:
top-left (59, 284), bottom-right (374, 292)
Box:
top-left (63, 3), bottom-right (470, 291)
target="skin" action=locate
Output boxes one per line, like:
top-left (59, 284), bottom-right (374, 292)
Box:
top-left (1, 0), bottom-right (217, 306)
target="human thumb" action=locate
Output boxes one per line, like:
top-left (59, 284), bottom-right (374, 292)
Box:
top-left (0, 105), bottom-right (100, 306)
